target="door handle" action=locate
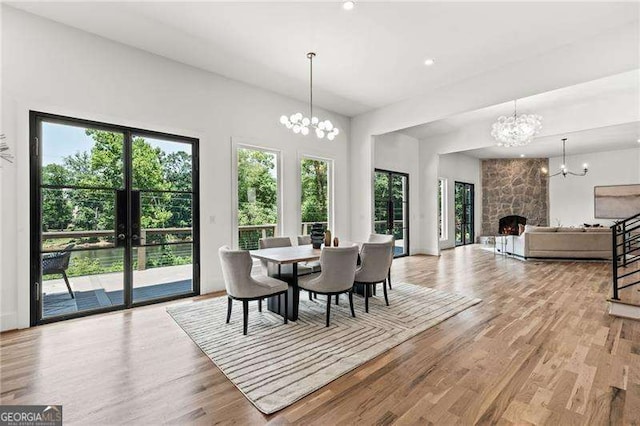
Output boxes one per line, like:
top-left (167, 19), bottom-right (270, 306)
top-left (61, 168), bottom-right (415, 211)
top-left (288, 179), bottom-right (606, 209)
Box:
top-left (131, 191), bottom-right (141, 247)
top-left (116, 190), bottom-right (127, 247)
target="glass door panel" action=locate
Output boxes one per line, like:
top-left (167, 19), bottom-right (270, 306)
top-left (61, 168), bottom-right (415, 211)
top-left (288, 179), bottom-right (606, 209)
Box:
top-left (131, 135), bottom-right (195, 303)
top-left (374, 169), bottom-right (409, 257)
top-left (38, 120), bottom-right (126, 320)
top-left (455, 181), bottom-right (475, 246)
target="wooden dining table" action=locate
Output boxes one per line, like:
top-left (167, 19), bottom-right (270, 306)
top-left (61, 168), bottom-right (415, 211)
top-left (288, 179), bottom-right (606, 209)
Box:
top-left (250, 243), bottom-right (360, 321)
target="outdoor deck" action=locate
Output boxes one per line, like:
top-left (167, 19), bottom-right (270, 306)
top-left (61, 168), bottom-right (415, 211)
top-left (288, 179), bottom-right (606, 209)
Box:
top-left (43, 264), bottom-right (193, 318)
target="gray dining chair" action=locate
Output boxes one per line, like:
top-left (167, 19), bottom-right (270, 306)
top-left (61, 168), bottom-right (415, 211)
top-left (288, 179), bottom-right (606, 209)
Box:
top-left (298, 245), bottom-right (359, 327)
top-left (354, 241), bottom-right (394, 313)
top-left (368, 233), bottom-right (395, 290)
top-left (297, 235), bottom-right (321, 273)
top-left (219, 246), bottom-right (289, 335)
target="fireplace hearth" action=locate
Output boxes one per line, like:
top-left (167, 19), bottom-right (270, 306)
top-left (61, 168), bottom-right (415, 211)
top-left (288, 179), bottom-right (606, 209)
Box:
top-left (499, 215), bottom-right (527, 235)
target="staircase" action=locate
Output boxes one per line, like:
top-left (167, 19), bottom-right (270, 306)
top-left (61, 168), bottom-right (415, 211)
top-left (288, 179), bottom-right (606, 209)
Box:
top-left (609, 211), bottom-right (640, 319)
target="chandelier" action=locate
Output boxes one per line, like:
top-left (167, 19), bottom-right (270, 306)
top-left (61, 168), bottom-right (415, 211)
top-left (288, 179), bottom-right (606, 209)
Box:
top-left (547, 138), bottom-right (588, 178)
top-left (491, 100), bottom-right (542, 147)
top-left (280, 53), bottom-right (339, 140)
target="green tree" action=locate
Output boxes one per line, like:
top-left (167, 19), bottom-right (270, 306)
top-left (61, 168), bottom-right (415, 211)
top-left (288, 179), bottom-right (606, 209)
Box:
top-left (237, 148), bottom-right (278, 226)
top-left (41, 164), bottom-right (73, 231)
top-left (300, 159), bottom-right (329, 225)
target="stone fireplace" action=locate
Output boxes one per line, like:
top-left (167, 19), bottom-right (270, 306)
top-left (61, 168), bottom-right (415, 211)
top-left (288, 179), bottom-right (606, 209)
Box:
top-left (498, 215), bottom-right (527, 235)
top-left (482, 158), bottom-right (549, 236)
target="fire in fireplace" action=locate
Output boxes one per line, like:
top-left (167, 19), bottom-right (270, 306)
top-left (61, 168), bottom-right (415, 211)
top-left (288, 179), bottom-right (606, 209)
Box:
top-left (499, 215), bottom-right (527, 235)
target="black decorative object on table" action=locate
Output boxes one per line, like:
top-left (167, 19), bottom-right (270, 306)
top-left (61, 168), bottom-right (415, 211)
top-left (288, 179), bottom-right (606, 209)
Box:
top-left (310, 223), bottom-right (324, 249)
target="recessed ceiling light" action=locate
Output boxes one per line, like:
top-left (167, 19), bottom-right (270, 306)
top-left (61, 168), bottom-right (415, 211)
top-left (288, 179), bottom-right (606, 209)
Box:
top-left (343, 1), bottom-right (355, 10)
top-left (520, 154), bottom-right (525, 158)
top-left (424, 58), bottom-right (436, 66)
top-left (637, 138), bottom-right (640, 143)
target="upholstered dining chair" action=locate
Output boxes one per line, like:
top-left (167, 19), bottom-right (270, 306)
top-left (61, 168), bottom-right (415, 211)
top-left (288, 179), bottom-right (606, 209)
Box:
top-left (219, 246), bottom-right (289, 335)
top-left (297, 235), bottom-right (321, 273)
top-left (368, 233), bottom-right (395, 290)
top-left (354, 241), bottom-right (394, 313)
top-left (298, 245), bottom-right (359, 327)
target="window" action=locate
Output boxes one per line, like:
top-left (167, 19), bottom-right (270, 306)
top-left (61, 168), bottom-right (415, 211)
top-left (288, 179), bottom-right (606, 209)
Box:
top-left (236, 146), bottom-right (281, 250)
top-left (438, 178), bottom-right (447, 240)
top-left (300, 156), bottom-right (333, 235)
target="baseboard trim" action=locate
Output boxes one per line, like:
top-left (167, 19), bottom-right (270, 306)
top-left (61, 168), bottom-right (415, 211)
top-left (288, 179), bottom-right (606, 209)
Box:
top-left (1, 311), bottom-right (19, 332)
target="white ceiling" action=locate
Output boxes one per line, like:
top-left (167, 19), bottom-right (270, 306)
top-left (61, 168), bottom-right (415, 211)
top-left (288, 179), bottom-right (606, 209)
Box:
top-left (8, 1), bottom-right (640, 117)
top-left (401, 71), bottom-right (640, 141)
top-left (462, 122), bottom-right (640, 159)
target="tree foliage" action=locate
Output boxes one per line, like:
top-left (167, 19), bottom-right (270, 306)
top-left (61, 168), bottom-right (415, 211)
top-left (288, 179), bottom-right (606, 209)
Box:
top-left (41, 130), bottom-right (192, 232)
top-left (300, 159), bottom-right (329, 224)
top-left (237, 148), bottom-right (278, 226)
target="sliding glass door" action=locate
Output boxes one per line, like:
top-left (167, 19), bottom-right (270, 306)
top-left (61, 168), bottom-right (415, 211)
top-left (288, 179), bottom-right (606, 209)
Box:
top-left (30, 112), bottom-right (199, 325)
top-left (374, 169), bottom-right (409, 257)
top-left (454, 181), bottom-right (474, 246)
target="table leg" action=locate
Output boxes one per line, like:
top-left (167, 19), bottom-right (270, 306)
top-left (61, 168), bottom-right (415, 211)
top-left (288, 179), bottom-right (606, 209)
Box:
top-left (267, 262), bottom-right (299, 321)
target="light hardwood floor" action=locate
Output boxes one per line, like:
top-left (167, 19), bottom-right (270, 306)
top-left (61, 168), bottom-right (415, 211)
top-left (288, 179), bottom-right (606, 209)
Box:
top-left (1, 245), bottom-right (639, 425)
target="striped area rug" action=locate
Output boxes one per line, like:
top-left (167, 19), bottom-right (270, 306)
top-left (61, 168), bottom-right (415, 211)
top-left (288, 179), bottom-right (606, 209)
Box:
top-left (167, 282), bottom-right (481, 414)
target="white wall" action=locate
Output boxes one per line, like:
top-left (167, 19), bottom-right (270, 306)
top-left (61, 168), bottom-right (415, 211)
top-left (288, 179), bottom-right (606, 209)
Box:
top-left (0, 7), bottom-right (350, 331)
top-left (549, 147), bottom-right (640, 227)
top-left (437, 153), bottom-right (482, 250)
top-left (373, 133), bottom-right (420, 254)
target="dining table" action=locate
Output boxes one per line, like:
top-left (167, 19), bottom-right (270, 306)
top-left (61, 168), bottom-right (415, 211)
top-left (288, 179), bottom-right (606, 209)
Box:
top-left (250, 243), bottom-right (360, 321)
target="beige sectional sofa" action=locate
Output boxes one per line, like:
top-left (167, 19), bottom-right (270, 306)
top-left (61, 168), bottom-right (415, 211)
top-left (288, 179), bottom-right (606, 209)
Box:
top-left (502, 225), bottom-right (612, 260)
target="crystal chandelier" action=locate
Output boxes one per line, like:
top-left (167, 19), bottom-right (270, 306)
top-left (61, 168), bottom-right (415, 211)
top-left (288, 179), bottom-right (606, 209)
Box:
top-left (491, 100), bottom-right (542, 147)
top-left (280, 53), bottom-right (339, 140)
top-left (547, 138), bottom-right (588, 178)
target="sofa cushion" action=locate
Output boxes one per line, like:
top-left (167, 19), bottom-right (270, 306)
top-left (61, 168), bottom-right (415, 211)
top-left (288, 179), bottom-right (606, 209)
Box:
top-left (525, 225), bottom-right (556, 233)
top-left (584, 227), bottom-right (610, 233)
top-left (556, 227), bottom-right (584, 232)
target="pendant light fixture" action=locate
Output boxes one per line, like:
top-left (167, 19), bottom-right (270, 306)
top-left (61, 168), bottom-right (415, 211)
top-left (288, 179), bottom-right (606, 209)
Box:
top-left (280, 52), bottom-right (339, 140)
top-left (547, 138), bottom-right (588, 178)
top-left (491, 100), bottom-right (542, 147)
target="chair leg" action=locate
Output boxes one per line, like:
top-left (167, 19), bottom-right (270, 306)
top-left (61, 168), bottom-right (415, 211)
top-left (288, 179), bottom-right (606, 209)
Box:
top-left (284, 291), bottom-right (288, 324)
top-left (309, 290), bottom-right (313, 301)
top-left (388, 269), bottom-right (392, 290)
top-left (62, 271), bottom-right (74, 299)
top-left (242, 300), bottom-right (249, 336)
top-left (365, 284), bottom-right (369, 313)
top-left (326, 295), bottom-right (331, 327)
top-left (349, 291), bottom-right (355, 318)
top-left (226, 297), bottom-right (232, 324)
top-left (258, 299), bottom-right (262, 312)
top-left (336, 294), bottom-right (339, 305)
top-left (383, 281), bottom-right (389, 306)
